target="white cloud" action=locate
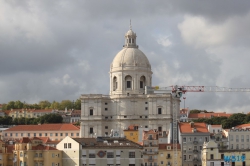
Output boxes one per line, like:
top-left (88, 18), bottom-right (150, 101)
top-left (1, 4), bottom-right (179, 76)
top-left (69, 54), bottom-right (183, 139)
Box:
top-left (157, 36), bottom-right (172, 47)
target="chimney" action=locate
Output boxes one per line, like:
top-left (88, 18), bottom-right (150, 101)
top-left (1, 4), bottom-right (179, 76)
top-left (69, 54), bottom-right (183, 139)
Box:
top-left (190, 122), bottom-right (194, 128)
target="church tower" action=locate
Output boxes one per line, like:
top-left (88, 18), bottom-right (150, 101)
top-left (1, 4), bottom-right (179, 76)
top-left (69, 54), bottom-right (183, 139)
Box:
top-left (110, 25), bottom-right (152, 95)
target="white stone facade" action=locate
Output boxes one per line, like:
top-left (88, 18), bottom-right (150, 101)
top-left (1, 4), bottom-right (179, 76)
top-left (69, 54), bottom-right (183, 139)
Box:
top-left (80, 27), bottom-right (180, 138)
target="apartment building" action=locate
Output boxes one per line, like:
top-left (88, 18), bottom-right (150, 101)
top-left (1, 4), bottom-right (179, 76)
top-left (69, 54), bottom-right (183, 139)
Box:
top-left (226, 127), bottom-right (250, 150)
top-left (123, 125), bottom-right (139, 143)
top-left (142, 129), bottom-right (159, 166)
top-left (3, 123), bottom-right (80, 141)
top-left (202, 140), bottom-right (250, 166)
top-left (158, 143), bottom-right (182, 166)
top-left (179, 122), bottom-right (210, 166)
top-left (13, 137), bottom-right (62, 166)
top-left (57, 136), bottom-right (143, 166)
top-left (179, 108), bottom-right (189, 122)
top-left (8, 109), bottom-right (55, 118)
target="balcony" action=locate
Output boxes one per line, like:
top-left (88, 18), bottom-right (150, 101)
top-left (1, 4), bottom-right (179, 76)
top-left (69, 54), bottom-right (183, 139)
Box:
top-left (193, 158), bottom-right (199, 162)
top-left (148, 158), bottom-right (154, 162)
top-left (166, 156), bottom-right (171, 159)
top-left (193, 150), bottom-right (198, 153)
top-left (143, 151), bottom-right (158, 155)
top-left (193, 141), bottom-right (198, 144)
top-left (34, 157), bottom-right (44, 162)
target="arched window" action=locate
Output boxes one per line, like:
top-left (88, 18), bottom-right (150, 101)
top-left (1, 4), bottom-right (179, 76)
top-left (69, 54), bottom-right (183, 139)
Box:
top-left (140, 76), bottom-right (146, 89)
top-left (113, 76), bottom-right (117, 91)
top-left (125, 75), bottom-right (132, 89)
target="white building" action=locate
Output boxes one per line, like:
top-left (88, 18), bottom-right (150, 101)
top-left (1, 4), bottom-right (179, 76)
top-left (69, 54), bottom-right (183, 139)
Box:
top-left (80, 26), bottom-right (180, 138)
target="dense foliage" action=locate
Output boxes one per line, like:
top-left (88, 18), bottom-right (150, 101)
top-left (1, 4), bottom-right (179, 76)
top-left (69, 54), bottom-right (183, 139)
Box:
top-left (1, 99), bottom-right (81, 110)
top-left (193, 113), bottom-right (250, 129)
top-left (0, 113), bottom-right (63, 125)
top-left (189, 109), bottom-right (214, 114)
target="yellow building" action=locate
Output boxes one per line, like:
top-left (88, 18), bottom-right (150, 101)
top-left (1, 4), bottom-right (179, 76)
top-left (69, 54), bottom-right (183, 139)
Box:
top-left (123, 125), bottom-right (139, 143)
top-left (8, 109), bottom-right (54, 119)
top-left (158, 144), bottom-right (182, 166)
top-left (13, 137), bottom-right (62, 166)
top-left (0, 140), bottom-right (14, 166)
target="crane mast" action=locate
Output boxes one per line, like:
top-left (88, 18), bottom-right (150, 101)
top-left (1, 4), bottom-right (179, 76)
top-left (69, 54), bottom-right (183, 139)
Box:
top-left (145, 85), bottom-right (250, 166)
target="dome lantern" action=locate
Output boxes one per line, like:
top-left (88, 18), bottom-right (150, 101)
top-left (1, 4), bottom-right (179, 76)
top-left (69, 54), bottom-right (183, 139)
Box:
top-left (124, 21), bottom-right (138, 48)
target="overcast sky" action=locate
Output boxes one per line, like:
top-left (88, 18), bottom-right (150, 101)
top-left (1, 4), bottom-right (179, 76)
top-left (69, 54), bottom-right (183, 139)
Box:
top-left (1, 1), bottom-right (250, 113)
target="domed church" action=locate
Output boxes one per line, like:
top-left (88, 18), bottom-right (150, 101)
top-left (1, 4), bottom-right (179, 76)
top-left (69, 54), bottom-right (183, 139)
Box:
top-left (80, 26), bottom-right (180, 138)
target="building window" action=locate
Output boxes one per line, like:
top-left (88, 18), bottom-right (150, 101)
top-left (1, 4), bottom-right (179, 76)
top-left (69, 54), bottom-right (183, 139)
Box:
top-left (158, 127), bottom-right (162, 132)
top-left (34, 133), bottom-right (36, 137)
top-left (230, 135), bottom-right (234, 141)
top-left (145, 126), bottom-right (148, 128)
top-left (60, 133), bottom-right (63, 136)
top-left (241, 135), bottom-right (244, 142)
top-left (90, 109), bottom-right (93, 116)
top-left (20, 152), bottom-right (23, 157)
top-left (124, 116), bottom-right (127, 118)
top-left (68, 143), bottom-right (71, 149)
top-left (45, 133), bottom-right (47, 136)
top-left (129, 152), bottom-right (135, 158)
top-left (145, 116), bottom-right (148, 118)
top-left (50, 133), bottom-right (53, 136)
top-left (77, 133), bottom-right (79, 136)
top-left (28, 133), bottom-right (30, 137)
top-left (183, 137), bottom-right (186, 143)
top-left (247, 135), bottom-right (249, 142)
top-left (140, 81), bottom-right (143, 89)
top-left (145, 102), bottom-right (148, 104)
top-left (145, 107), bottom-right (148, 110)
top-left (210, 154), bottom-right (214, 159)
top-left (64, 143), bottom-right (67, 149)
top-left (89, 153), bottom-right (95, 158)
top-left (21, 133), bottom-right (23, 137)
top-left (71, 133), bottom-right (74, 136)
top-left (127, 81), bottom-right (131, 88)
top-left (39, 133), bottom-right (42, 136)
top-left (105, 108), bottom-right (108, 111)
top-left (89, 127), bottom-right (94, 134)
top-left (221, 154), bottom-right (224, 159)
top-left (184, 155), bottom-right (186, 160)
top-left (107, 152), bottom-right (114, 158)
top-left (39, 153), bottom-right (42, 157)
top-left (105, 126), bottom-right (108, 129)
top-left (236, 135), bottom-right (239, 142)
top-left (65, 133), bottom-right (68, 136)
top-left (105, 102), bottom-right (108, 105)
top-left (55, 133), bottom-right (58, 136)
top-left (210, 162), bottom-right (214, 166)
top-left (158, 108), bottom-right (162, 114)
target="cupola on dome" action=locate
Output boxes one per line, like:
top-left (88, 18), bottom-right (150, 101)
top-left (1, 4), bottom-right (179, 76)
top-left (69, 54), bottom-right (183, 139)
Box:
top-left (111, 26), bottom-right (151, 71)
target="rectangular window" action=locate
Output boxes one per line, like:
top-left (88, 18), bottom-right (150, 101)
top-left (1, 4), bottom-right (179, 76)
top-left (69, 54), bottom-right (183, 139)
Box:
top-left (145, 107), bottom-right (148, 110)
top-left (34, 133), bottom-right (36, 137)
top-left (28, 133), bottom-right (30, 137)
top-left (39, 133), bottom-right (42, 136)
top-left (158, 127), bottom-right (162, 132)
top-left (129, 152), bottom-right (135, 158)
top-left (71, 133), bottom-right (74, 136)
top-left (50, 133), bottom-right (53, 136)
top-left (127, 81), bottom-right (131, 88)
top-left (105, 108), bottom-right (108, 111)
top-left (158, 108), bottom-right (162, 114)
top-left (39, 153), bottom-right (42, 157)
top-left (90, 128), bottom-right (94, 134)
top-left (184, 155), bottom-right (186, 160)
top-left (107, 152), bottom-right (114, 158)
top-left (55, 133), bottom-right (58, 136)
top-left (230, 135), bottom-right (234, 141)
top-left (221, 154), bottom-right (224, 159)
top-left (210, 154), bottom-right (214, 159)
top-left (68, 143), bottom-right (71, 149)
top-left (247, 135), bottom-right (249, 142)
top-left (183, 137), bottom-right (186, 143)
top-left (140, 81), bottom-right (143, 88)
top-left (65, 133), bottom-right (68, 136)
top-left (64, 143), bottom-right (67, 149)
top-left (90, 109), bottom-right (93, 115)
top-left (21, 133), bottom-right (23, 136)
top-left (241, 135), bottom-right (244, 142)
top-left (105, 126), bottom-right (108, 129)
top-left (210, 162), bottom-right (214, 166)
top-left (145, 102), bottom-right (148, 104)
top-left (89, 153), bottom-right (95, 158)
top-left (105, 102), bottom-right (108, 105)
top-left (60, 133), bottom-right (63, 136)
top-left (45, 133), bottom-right (47, 136)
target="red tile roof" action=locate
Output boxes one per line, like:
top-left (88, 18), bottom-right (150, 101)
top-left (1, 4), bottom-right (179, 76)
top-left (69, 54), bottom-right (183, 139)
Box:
top-left (159, 143), bottom-right (181, 150)
top-left (5, 123), bottom-right (80, 131)
top-left (188, 113), bottom-right (232, 118)
top-left (180, 109), bottom-right (188, 114)
top-left (236, 124), bottom-right (250, 129)
top-left (179, 122), bottom-right (209, 133)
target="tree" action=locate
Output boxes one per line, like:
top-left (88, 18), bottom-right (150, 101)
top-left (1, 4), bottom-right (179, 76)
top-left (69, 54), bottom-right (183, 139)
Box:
top-left (39, 100), bottom-right (51, 109)
top-left (6, 101), bottom-right (15, 110)
top-left (74, 99), bottom-right (81, 110)
top-left (189, 109), bottom-right (208, 114)
top-left (14, 100), bottom-right (24, 109)
top-left (50, 101), bottom-right (60, 110)
top-left (60, 100), bottom-right (73, 110)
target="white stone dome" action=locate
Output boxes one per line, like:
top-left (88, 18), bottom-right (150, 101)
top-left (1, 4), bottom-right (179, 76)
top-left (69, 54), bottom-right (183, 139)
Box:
top-left (111, 47), bottom-right (151, 68)
top-left (126, 29), bottom-right (136, 36)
